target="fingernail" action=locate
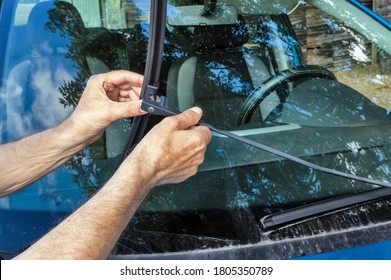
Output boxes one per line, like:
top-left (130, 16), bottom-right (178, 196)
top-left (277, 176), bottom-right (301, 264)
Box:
top-left (190, 107), bottom-right (202, 115)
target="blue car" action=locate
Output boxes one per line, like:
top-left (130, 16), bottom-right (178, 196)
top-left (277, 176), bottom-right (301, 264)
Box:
top-left (1, 0), bottom-right (391, 260)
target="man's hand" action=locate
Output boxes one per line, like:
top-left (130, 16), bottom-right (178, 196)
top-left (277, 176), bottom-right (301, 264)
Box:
top-left (13, 107), bottom-right (212, 260)
top-left (121, 107), bottom-right (212, 189)
top-left (66, 70), bottom-right (145, 143)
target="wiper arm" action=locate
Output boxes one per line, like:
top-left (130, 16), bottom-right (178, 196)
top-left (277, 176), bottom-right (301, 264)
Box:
top-left (141, 96), bottom-right (391, 189)
top-left (260, 187), bottom-right (391, 229)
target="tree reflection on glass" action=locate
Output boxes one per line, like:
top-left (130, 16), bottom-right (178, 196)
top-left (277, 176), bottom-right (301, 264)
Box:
top-left (42, 1), bottom-right (148, 196)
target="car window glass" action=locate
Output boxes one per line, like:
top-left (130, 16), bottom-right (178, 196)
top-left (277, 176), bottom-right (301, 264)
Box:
top-left (0, 0), bottom-right (150, 257)
top-left (118, 0), bottom-right (391, 255)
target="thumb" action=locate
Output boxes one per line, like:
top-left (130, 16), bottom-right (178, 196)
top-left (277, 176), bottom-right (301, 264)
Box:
top-left (108, 100), bottom-right (146, 121)
top-left (171, 107), bottom-right (203, 130)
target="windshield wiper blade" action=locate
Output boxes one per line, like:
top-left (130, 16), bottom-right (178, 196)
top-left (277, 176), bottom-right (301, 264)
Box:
top-left (260, 187), bottom-right (391, 229)
top-left (141, 97), bottom-right (391, 189)
top-left (122, 0), bottom-right (167, 157)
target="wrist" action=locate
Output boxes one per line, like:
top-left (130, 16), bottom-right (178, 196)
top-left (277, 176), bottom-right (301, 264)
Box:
top-left (60, 114), bottom-right (103, 147)
top-left (55, 117), bottom-right (92, 154)
top-left (116, 154), bottom-right (155, 191)
top-left (99, 155), bottom-right (153, 218)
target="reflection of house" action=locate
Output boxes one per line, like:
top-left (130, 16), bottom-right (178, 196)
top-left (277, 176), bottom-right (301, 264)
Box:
top-left (289, 1), bottom-right (390, 73)
top-left (360, 0), bottom-right (391, 22)
top-left (360, 0), bottom-right (391, 73)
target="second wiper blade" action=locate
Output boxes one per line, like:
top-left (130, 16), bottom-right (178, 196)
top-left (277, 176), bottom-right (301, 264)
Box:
top-left (260, 187), bottom-right (391, 229)
top-left (141, 97), bottom-right (391, 189)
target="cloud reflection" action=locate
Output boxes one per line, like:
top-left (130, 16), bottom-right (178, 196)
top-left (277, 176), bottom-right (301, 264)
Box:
top-left (5, 56), bottom-right (74, 140)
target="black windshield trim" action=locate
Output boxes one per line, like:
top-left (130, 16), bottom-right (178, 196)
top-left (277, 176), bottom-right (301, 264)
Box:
top-left (260, 187), bottom-right (391, 230)
top-left (110, 218), bottom-right (391, 259)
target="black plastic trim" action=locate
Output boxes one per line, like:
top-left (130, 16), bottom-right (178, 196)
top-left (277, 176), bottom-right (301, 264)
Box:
top-left (110, 218), bottom-right (391, 260)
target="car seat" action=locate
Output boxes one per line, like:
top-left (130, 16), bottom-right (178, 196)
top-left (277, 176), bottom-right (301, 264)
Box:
top-left (166, 14), bottom-right (280, 130)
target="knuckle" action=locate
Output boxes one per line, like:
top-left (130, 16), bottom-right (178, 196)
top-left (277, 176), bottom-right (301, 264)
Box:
top-left (188, 166), bottom-right (199, 177)
top-left (198, 152), bottom-right (206, 164)
top-left (191, 151), bottom-right (205, 166)
top-left (88, 74), bottom-right (100, 83)
top-left (196, 132), bottom-right (210, 147)
top-left (162, 116), bottom-right (180, 129)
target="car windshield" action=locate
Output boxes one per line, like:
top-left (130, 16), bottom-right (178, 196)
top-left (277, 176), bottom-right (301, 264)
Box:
top-left (1, 0), bottom-right (391, 258)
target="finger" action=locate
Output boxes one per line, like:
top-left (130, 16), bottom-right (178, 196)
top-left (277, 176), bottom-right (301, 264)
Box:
top-left (190, 125), bottom-right (212, 144)
top-left (118, 87), bottom-right (142, 100)
top-left (119, 97), bottom-right (131, 102)
top-left (108, 70), bottom-right (144, 86)
top-left (101, 71), bottom-right (144, 91)
top-left (108, 99), bottom-right (147, 121)
top-left (169, 107), bottom-right (203, 130)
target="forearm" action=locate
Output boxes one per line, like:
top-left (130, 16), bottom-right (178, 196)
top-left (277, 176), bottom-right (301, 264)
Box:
top-left (14, 156), bottom-right (150, 260)
top-left (0, 118), bottom-right (89, 197)
top-left (12, 106), bottom-right (211, 260)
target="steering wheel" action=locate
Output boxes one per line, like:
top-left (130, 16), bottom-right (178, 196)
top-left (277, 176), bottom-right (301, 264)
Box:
top-left (237, 66), bottom-right (337, 126)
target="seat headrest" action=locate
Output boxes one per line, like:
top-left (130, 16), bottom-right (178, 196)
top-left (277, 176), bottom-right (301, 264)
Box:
top-left (192, 16), bottom-right (249, 51)
top-left (26, 1), bottom-right (85, 51)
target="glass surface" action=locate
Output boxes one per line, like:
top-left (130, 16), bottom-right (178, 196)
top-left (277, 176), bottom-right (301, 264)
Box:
top-left (0, 0), bottom-right (150, 258)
